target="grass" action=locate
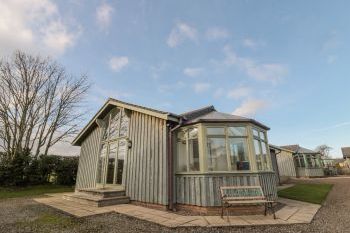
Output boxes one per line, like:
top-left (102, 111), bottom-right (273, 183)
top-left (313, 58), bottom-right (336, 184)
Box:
top-left (278, 183), bottom-right (333, 204)
top-left (16, 213), bottom-right (76, 230)
top-left (0, 184), bottom-right (74, 199)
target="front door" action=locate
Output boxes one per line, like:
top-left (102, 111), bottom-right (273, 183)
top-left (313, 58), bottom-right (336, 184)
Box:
top-left (98, 139), bottom-right (128, 187)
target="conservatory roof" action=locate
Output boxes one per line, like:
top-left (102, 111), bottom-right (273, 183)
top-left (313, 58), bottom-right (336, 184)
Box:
top-left (180, 106), bottom-right (270, 130)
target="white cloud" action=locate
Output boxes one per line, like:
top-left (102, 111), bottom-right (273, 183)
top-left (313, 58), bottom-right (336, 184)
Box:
top-left (213, 88), bottom-right (225, 98)
top-left (167, 22), bottom-right (197, 48)
top-left (96, 2), bottom-right (114, 31)
top-left (327, 55), bottom-right (337, 64)
top-left (205, 27), bottom-right (230, 40)
top-left (194, 82), bottom-right (211, 93)
top-left (223, 45), bottom-right (288, 83)
top-left (109, 56), bottom-right (129, 72)
top-left (243, 38), bottom-right (258, 49)
top-left (183, 67), bottom-right (203, 77)
top-left (0, 0), bottom-right (80, 56)
top-left (227, 86), bottom-right (252, 99)
top-left (232, 99), bottom-right (269, 117)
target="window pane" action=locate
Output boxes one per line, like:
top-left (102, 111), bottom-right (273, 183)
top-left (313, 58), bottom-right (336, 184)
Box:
top-left (207, 127), bottom-right (225, 135)
top-left (109, 109), bottom-right (120, 139)
top-left (228, 127), bottom-right (246, 136)
top-left (254, 139), bottom-right (262, 170)
top-left (177, 139), bottom-right (187, 172)
top-left (189, 138), bottom-right (200, 171)
top-left (253, 129), bottom-right (259, 138)
top-left (188, 128), bottom-right (198, 139)
top-left (97, 143), bottom-right (108, 183)
top-left (261, 142), bottom-right (268, 170)
top-left (207, 138), bottom-right (228, 171)
top-left (228, 138), bottom-right (249, 171)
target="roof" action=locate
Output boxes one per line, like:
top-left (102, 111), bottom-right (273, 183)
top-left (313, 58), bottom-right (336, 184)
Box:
top-left (72, 98), bottom-right (180, 146)
top-left (269, 144), bottom-right (294, 153)
top-left (181, 107), bottom-right (270, 130)
top-left (280, 144), bottom-right (318, 154)
top-left (73, 98), bottom-right (270, 146)
top-left (342, 147), bottom-right (350, 158)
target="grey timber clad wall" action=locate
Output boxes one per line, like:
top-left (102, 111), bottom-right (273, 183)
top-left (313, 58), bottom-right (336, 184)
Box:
top-left (276, 151), bottom-right (297, 179)
top-left (75, 127), bottom-right (102, 189)
top-left (125, 111), bottom-right (168, 205)
top-left (258, 172), bottom-right (278, 201)
top-left (296, 167), bottom-right (324, 177)
top-left (175, 172), bottom-right (277, 207)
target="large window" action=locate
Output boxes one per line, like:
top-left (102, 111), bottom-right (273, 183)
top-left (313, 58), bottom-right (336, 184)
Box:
top-left (206, 126), bottom-right (249, 171)
top-left (176, 127), bottom-right (200, 172)
top-left (252, 128), bottom-right (269, 171)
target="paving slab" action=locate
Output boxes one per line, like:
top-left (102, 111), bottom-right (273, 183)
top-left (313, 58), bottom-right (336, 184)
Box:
top-left (34, 194), bottom-right (321, 228)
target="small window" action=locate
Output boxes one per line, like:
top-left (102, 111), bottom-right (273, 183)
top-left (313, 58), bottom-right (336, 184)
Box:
top-left (207, 127), bottom-right (225, 135)
top-left (254, 139), bottom-right (262, 170)
top-left (253, 129), bottom-right (259, 137)
top-left (228, 138), bottom-right (249, 170)
top-left (228, 127), bottom-right (246, 136)
top-left (207, 137), bottom-right (228, 171)
top-left (176, 128), bottom-right (200, 172)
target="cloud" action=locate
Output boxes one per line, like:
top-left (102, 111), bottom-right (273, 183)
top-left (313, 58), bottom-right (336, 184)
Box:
top-left (183, 67), bottom-right (203, 77)
top-left (109, 56), bottom-right (129, 72)
top-left (205, 27), bottom-right (230, 40)
top-left (194, 82), bottom-right (211, 93)
top-left (232, 99), bottom-right (269, 117)
top-left (0, 0), bottom-right (81, 56)
top-left (167, 22), bottom-right (197, 48)
top-left (243, 38), bottom-right (260, 49)
top-left (313, 121), bottom-right (350, 132)
top-left (223, 45), bottom-right (288, 83)
top-left (227, 86), bottom-right (252, 99)
top-left (327, 55), bottom-right (337, 64)
top-left (96, 2), bottom-right (114, 31)
top-left (213, 88), bottom-right (225, 98)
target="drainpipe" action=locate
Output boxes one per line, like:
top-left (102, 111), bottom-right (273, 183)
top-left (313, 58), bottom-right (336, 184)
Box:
top-left (167, 117), bottom-right (183, 211)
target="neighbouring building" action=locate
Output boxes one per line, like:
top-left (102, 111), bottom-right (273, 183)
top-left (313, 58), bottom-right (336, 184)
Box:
top-left (342, 147), bottom-right (350, 159)
top-left (70, 98), bottom-right (277, 211)
top-left (280, 145), bottom-right (324, 178)
top-left (269, 145), bottom-right (297, 184)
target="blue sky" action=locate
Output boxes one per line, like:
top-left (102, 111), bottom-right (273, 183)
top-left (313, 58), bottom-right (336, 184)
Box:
top-left (1, 0), bottom-right (349, 157)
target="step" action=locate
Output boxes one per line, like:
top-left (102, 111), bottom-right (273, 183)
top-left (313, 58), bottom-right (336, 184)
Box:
top-left (63, 194), bottom-right (130, 207)
top-left (76, 188), bottom-right (126, 198)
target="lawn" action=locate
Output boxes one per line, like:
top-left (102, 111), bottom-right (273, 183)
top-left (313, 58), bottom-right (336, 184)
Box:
top-left (0, 184), bottom-right (74, 199)
top-left (278, 183), bottom-right (333, 204)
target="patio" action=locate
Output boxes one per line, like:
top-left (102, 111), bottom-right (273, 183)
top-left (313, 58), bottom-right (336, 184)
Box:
top-left (34, 193), bottom-right (320, 228)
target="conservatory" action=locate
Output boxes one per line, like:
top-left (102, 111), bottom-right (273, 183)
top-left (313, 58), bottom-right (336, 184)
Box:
top-left (174, 108), bottom-right (277, 208)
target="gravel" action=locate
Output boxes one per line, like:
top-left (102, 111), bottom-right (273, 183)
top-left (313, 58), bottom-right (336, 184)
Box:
top-left (1, 177), bottom-right (350, 233)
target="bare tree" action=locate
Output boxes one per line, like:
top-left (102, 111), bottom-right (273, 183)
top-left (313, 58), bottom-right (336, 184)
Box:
top-left (315, 144), bottom-right (333, 158)
top-left (0, 51), bottom-right (89, 159)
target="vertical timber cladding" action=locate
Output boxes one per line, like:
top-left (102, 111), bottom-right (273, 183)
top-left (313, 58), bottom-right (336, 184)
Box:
top-left (175, 172), bottom-right (278, 206)
top-left (75, 126), bottom-right (102, 189)
top-left (176, 174), bottom-right (260, 206)
top-left (125, 111), bottom-right (168, 205)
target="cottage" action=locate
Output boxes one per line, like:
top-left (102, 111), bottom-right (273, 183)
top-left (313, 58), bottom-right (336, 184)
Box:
top-left (269, 145), bottom-right (297, 184)
top-left (71, 98), bottom-right (277, 211)
top-left (280, 145), bottom-right (324, 178)
top-left (342, 147), bottom-right (350, 159)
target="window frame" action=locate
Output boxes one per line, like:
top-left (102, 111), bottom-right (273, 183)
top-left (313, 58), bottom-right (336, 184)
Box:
top-left (205, 125), bottom-right (250, 172)
top-left (176, 126), bottom-right (200, 173)
top-left (252, 127), bottom-right (271, 171)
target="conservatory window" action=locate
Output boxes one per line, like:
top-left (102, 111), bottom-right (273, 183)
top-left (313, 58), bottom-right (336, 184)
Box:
top-left (176, 127), bottom-right (200, 172)
top-left (206, 126), bottom-right (249, 172)
top-left (252, 128), bottom-right (270, 171)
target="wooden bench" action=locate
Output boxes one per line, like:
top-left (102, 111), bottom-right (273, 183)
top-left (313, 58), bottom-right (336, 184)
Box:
top-left (219, 185), bottom-right (276, 219)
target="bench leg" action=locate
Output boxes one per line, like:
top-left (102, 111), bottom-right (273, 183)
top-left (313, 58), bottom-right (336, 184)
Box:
top-left (271, 202), bottom-right (276, 219)
top-left (221, 203), bottom-right (224, 218)
top-left (264, 203), bottom-right (267, 216)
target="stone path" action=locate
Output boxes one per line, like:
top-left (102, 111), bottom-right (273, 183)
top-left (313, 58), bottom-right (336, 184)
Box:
top-left (34, 194), bottom-right (320, 228)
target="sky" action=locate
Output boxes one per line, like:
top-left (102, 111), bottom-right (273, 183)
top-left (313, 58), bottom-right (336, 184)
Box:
top-left (0, 0), bottom-right (349, 157)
